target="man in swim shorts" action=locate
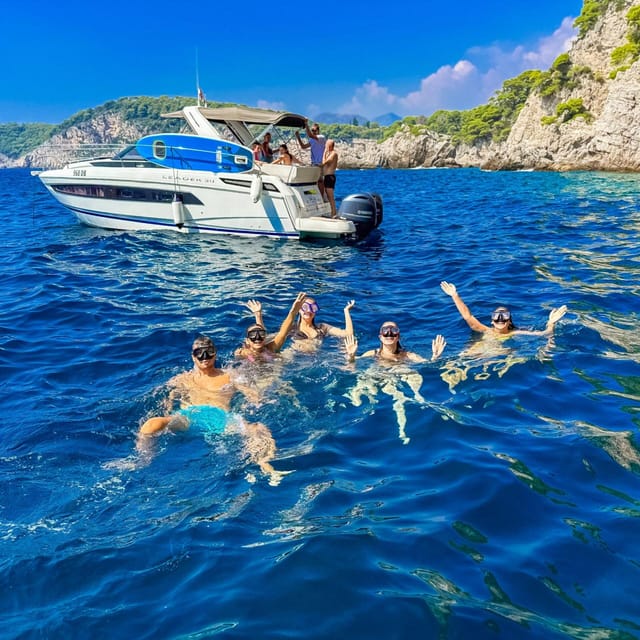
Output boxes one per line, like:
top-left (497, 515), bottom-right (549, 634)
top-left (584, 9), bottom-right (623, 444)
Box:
top-left (137, 335), bottom-right (286, 485)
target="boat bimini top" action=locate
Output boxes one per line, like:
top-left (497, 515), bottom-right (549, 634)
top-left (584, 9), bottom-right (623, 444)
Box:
top-left (161, 106), bottom-right (308, 147)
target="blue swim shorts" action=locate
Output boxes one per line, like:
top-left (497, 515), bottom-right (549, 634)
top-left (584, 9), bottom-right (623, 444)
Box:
top-left (176, 405), bottom-right (229, 434)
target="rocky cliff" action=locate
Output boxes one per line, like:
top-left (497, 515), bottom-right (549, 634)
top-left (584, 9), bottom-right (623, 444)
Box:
top-left (339, 0), bottom-right (640, 172)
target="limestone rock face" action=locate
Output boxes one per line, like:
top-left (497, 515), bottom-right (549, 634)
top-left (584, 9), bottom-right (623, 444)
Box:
top-left (340, 0), bottom-right (640, 172)
top-left (22, 114), bottom-right (145, 169)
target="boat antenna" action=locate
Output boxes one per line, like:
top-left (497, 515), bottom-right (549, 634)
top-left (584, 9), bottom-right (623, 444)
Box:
top-left (195, 48), bottom-right (207, 107)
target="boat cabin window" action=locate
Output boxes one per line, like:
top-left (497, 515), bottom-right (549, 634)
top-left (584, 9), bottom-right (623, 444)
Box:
top-left (152, 140), bottom-right (167, 160)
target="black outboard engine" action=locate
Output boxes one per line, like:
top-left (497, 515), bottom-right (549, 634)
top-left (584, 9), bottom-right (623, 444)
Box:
top-left (338, 192), bottom-right (383, 237)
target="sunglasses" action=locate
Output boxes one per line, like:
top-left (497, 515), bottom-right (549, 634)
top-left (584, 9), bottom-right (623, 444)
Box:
top-left (491, 311), bottom-right (511, 323)
top-left (247, 328), bottom-right (267, 342)
top-left (380, 326), bottom-right (400, 338)
top-left (192, 347), bottom-right (216, 360)
top-left (301, 302), bottom-right (319, 314)
top-left (311, 128), bottom-right (319, 133)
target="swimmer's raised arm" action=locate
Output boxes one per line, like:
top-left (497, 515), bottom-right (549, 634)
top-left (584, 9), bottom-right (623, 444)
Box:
top-left (344, 334), bottom-right (358, 361)
top-left (325, 299), bottom-right (356, 338)
top-left (545, 305), bottom-right (567, 334)
top-left (516, 305), bottom-right (568, 336)
top-left (269, 292), bottom-right (307, 352)
top-left (344, 334), bottom-right (376, 362)
top-left (440, 281), bottom-right (489, 332)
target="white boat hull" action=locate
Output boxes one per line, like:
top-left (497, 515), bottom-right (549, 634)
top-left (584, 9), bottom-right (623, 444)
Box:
top-left (36, 105), bottom-right (381, 241)
top-left (39, 162), bottom-right (352, 239)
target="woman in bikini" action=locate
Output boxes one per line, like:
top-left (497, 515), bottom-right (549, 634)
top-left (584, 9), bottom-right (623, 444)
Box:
top-left (344, 322), bottom-right (446, 444)
top-left (290, 296), bottom-right (355, 350)
top-left (272, 144), bottom-right (301, 166)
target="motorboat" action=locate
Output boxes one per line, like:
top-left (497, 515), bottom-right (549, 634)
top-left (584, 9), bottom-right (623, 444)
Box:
top-left (36, 105), bottom-right (383, 240)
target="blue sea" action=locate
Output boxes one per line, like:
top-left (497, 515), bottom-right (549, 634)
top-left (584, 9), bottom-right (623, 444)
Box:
top-left (2, 167), bottom-right (640, 639)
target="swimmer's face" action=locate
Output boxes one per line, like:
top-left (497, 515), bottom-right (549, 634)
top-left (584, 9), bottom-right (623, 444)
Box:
top-left (246, 326), bottom-right (267, 350)
top-left (300, 299), bottom-right (319, 320)
top-left (379, 323), bottom-right (400, 343)
top-left (491, 307), bottom-right (512, 333)
top-left (192, 343), bottom-right (216, 367)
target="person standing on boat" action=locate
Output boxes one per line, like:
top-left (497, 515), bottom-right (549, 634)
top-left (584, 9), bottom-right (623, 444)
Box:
top-left (261, 132), bottom-right (274, 163)
top-left (296, 121), bottom-right (326, 198)
top-left (322, 139), bottom-right (339, 218)
top-left (440, 281), bottom-right (567, 336)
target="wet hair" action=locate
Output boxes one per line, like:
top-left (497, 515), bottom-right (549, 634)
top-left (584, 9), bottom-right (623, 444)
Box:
top-left (193, 334), bottom-right (215, 349)
top-left (246, 323), bottom-right (265, 336)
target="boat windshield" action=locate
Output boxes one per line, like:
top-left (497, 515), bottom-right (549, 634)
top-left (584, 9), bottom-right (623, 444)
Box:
top-left (114, 145), bottom-right (145, 160)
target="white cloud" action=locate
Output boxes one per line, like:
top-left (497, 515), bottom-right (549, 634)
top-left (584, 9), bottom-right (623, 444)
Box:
top-left (256, 99), bottom-right (286, 111)
top-left (340, 16), bottom-right (577, 118)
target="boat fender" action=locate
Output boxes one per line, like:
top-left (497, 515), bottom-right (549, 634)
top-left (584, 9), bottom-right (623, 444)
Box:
top-left (250, 175), bottom-right (263, 203)
top-left (172, 193), bottom-right (185, 228)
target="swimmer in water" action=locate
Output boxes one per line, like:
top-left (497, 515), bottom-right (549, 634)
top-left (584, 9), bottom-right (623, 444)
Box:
top-left (235, 292), bottom-right (307, 361)
top-left (137, 335), bottom-right (289, 486)
top-left (440, 281), bottom-right (567, 336)
top-left (344, 322), bottom-right (446, 444)
top-left (290, 296), bottom-right (355, 350)
top-left (439, 281), bottom-right (567, 390)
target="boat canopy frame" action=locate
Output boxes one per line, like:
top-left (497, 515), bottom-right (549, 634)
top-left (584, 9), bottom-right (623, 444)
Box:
top-left (162, 106), bottom-right (308, 147)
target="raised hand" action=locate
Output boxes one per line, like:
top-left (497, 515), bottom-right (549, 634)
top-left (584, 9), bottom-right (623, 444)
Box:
top-left (292, 292), bottom-right (307, 313)
top-left (344, 299), bottom-right (355, 312)
top-left (548, 305), bottom-right (568, 325)
top-left (440, 281), bottom-right (457, 297)
top-left (431, 334), bottom-right (447, 360)
top-left (344, 334), bottom-right (358, 359)
top-left (245, 299), bottom-right (262, 315)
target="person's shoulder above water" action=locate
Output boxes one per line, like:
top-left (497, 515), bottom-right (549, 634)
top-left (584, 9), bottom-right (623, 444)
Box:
top-left (345, 321), bottom-right (445, 363)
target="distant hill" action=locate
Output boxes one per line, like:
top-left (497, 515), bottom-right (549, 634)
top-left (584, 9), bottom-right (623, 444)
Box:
top-left (373, 112), bottom-right (402, 126)
top-left (315, 112), bottom-right (401, 126)
top-left (315, 112), bottom-right (368, 125)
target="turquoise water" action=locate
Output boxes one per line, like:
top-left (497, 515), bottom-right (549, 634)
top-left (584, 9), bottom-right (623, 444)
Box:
top-left (2, 167), bottom-right (640, 639)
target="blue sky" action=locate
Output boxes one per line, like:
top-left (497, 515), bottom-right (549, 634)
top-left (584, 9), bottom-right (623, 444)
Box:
top-left (1, 0), bottom-right (582, 124)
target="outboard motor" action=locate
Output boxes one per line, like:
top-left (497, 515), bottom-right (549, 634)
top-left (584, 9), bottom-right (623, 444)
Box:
top-left (338, 192), bottom-right (383, 237)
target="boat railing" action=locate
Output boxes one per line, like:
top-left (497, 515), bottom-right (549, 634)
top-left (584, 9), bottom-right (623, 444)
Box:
top-left (26, 143), bottom-right (127, 170)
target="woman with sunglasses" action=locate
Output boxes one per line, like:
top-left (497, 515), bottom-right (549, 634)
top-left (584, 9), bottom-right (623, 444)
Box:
top-left (290, 296), bottom-right (355, 347)
top-left (137, 335), bottom-right (288, 485)
top-left (440, 281), bottom-right (567, 336)
top-left (343, 323), bottom-right (446, 444)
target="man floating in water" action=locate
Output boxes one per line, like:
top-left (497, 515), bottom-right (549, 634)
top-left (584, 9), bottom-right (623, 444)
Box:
top-left (137, 334), bottom-right (290, 486)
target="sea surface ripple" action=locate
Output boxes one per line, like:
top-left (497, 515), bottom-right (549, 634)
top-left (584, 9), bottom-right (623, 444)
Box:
top-left (1, 168), bottom-right (639, 639)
